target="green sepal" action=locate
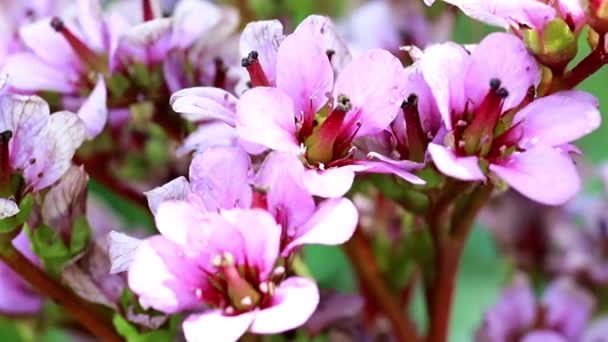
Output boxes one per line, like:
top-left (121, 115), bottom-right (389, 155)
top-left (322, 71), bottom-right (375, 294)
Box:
top-left (70, 216), bottom-right (92, 256)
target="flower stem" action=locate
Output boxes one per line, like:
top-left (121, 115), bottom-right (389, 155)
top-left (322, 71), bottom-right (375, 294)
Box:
top-left (0, 243), bottom-right (122, 341)
top-left (548, 34), bottom-right (608, 93)
top-left (427, 184), bottom-right (493, 342)
top-left (343, 230), bottom-right (420, 342)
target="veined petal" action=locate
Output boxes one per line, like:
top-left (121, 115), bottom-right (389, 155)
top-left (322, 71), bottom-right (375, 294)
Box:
top-left (250, 277), bottom-right (319, 334)
top-left (489, 147), bottom-right (580, 205)
top-left (144, 176), bottom-right (191, 215)
top-left (428, 143), bottom-right (485, 181)
top-left (334, 49), bottom-right (407, 136)
top-left (107, 231), bottom-right (143, 274)
top-left (183, 310), bottom-right (254, 342)
top-left (236, 87), bottom-right (299, 152)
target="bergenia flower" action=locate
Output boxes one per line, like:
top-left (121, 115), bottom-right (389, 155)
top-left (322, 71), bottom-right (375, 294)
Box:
top-left (420, 32), bottom-right (600, 205)
top-left (144, 146), bottom-right (358, 255)
top-left (423, 0), bottom-right (586, 33)
top-left (234, 16), bottom-right (424, 197)
top-left (0, 231), bottom-right (43, 315)
top-left (476, 275), bottom-right (594, 342)
top-left (0, 93), bottom-right (86, 193)
top-left (128, 207), bottom-right (319, 341)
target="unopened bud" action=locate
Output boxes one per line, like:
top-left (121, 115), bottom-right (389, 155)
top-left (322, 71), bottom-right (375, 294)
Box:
top-left (523, 18), bottom-right (578, 73)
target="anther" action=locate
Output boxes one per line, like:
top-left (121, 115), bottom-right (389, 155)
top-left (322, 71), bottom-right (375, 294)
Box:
top-left (496, 87), bottom-right (509, 98)
top-left (240, 51), bottom-right (259, 67)
top-left (489, 78), bottom-right (501, 91)
top-left (336, 94), bottom-right (352, 112)
top-left (407, 93), bottom-right (418, 106)
top-left (241, 51), bottom-right (269, 87)
top-left (0, 130), bottom-right (13, 144)
top-left (50, 17), bottom-right (64, 31)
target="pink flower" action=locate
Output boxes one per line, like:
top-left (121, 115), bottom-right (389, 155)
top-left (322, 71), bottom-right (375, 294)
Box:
top-left (128, 207), bottom-right (319, 341)
top-left (420, 32), bottom-right (600, 205)
top-left (233, 16), bottom-right (424, 197)
top-left (0, 93), bottom-right (86, 192)
top-left (144, 146), bottom-right (358, 255)
top-left (424, 0), bottom-right (586, 33)
top-left (0, 231), bottom-right (43, 315)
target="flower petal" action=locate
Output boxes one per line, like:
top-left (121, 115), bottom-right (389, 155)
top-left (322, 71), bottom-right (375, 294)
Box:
top-left (514, 91), bottom-right (601, 149)
top-left (77, 0), bottom-right (105, 51)
top-left (522, 331), bottom-right (567, 342)
top-left (144, 176), bottom-right (190, 215)
top-left (466, 32), bottom-right (540, 112)
top-left (489, 147), bottom-right (580, 205)
top-left (428, 143), bottom-right (485, 181)
top-left (250, 277), bottom-right (319, 334)
top-left (183, 310), bottom-right (254, 342)
top-left (334, 49), bottom-right (407, 136)
top-left (128, 236), bottom-right (202, 313)
top-left (239, 20), bottom-right (284, 85)
top-left (582, 317), bottom-right (608, 342)
top-left (154, 200), bottom-right (208, 247)
top-left (0, 198), bottom-right (18, 219)
top-left (176, 122), bottom-right (237, 157)
top-left (19, 18), bottom-right (81, 69)
top-left (420, 42), bottom-right (470, 129)
top-left (170, 87), bottom-right (238, 126)
top-left (170, 0), bottom-right (223, 49)
top-left (542, 279), bottom-right (594, 340)
top-left (77, 76), bottom-right (108, 138)
top-left (2, 53), bottom-right (77, 92)
top-left (276, 27), bottom-right (333, 121)
top-left (284, 198), bottom-right (358, 254)
top-left (189, 146), bottom-right (252, 212)
top-left (236, 87), bottom-right (299, 152)
top-left (302, 166), bottom-right (356, 198)
top-left (351, 152), bottom-right (426, 185)
top-left (107, 231), bottom-right (143, 274)
top-left (294, 15), bottom-right (351, 73)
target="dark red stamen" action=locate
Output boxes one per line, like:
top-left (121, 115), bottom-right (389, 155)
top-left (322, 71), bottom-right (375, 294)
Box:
top-left (50, 17), bottom-right (104, 71)
top-left (213, 57), bottom-right (227, 89)
top-left (241, 51), bottom-right (270, 87)
top-left (0, 130), bottom-right (13, 186)
top-left (402, 94), bottom-right (427, 162)
top-left (333, 120), bottom-right (361, 158)
top-left (298, 98), bottom-right (316, 141)
top-left (142, 0), bottom-right (156, 21)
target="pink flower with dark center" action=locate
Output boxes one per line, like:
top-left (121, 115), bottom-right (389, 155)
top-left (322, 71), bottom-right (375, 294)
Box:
top-left (420, 32), bottom-right (600, 205)
top-left (128, 207), bottom-right (319, 342)
top-left (233, 16), bottom-right (424, 197)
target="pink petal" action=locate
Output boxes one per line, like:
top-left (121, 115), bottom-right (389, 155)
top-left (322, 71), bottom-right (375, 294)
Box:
top-left (403, 63), bottom-right (441, 134)
top-left (183, 310), bottom-right (254, 342)
top-left (466, 32), bottom-right (540, 113)
top-left (144, 176), bottom-right (191, 215)
top-left (333, 49), bottom-right (407, 136)
top-left (116, 19), bottom-right (173, 65)
top-left (255, 152), bottom-right (316, 230)
top-left (170, 87), bottom-right (238, 126)
top-left (428, 143), bottom-right (485, 181)
top-left (276, 28), bottom-right (333, 121)
top-left (219, 209), bottom-right (281, 279)
top-left (582, 317), bottom-right (608, 342)
top-left (522, 331), bottom-right (567, 342)
top-left (128, 236), bottom-right (202, 313)
top-left (239, 20), bottom-right (284, 85)
top-left (236, 87), bottom-right (299, 152)
top-left (250, 277), bottom-right (319, 334)
top-left (77, 0), bottom-right (106, 51)
top-left (2, 53), bottom-right (77, 92)
top-left (189, 146), bottom-right (252, 211)
top-left (176, 122), bottom-right (237, 157)
top-left (170, 0), bottom-right (223, 49)
top-left (420, 42), bottom-right (470, 129)
top-left (302, 166), bottom-right (356, 198)
top-left (19, 18), bottom-right (81, 69)
top-left (284, 198), bottom-right (358, 255)
top-left (294, 15), bottom-right (351, 73)
top-left (542, 279), bottom-right (594, 340)
top-left (514, 91), bottom-right (601, 149)
top-left (351, 152), bottom-right (426, 185)
top-left (558, 0), bottom-right (586, 32)
top-left (77, 76), bottom-right (108, 138)
top-left (489, 147), bottom-right (580, 205)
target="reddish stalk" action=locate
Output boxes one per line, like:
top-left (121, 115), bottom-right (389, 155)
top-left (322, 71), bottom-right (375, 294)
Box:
top-left (343, 230), bottom-right (420, 342)
top-left (0, 243), bottom-right (122, 341)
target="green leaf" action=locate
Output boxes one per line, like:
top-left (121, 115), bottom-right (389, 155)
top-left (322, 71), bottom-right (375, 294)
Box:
top-left (303, 245), bottom-right (356, 293)
top-left (70, 216), bottom-right (92, 255)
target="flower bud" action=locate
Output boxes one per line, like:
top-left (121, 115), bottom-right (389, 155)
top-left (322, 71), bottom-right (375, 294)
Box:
top-left (588, 0), bottom-right (608, 34)
top-left (523, 18), bottom-right (578, 72)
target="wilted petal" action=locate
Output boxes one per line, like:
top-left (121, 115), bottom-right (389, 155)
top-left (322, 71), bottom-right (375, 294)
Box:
top-left (250, 277), bottom-right (319, 334)
top-left (236, 87), bottom-right (299, 152)
top-left (333, 49), bottom-right (406, 136)
top-left (239, 20), bottom-right (284, 85)
top-left (189, 146), bottom-right (252, 211)
top-left (184, 310), bottom-right (254, 342)
top-left (128, 236), bottom-right (202, 313)
top-left (284, 198), bottom-right (358, 254)
top-left (0, 198), bottom-right (18, 219)
top-left (144, 176), bottom-right (190, 215)
top-left (428, 143), bottom-right (485, 181)
top-left (108, 231), bottom-right (143, 274)
top-left (420, 42), bottom-right (470, 129)
top-left (77, 76), bottom-right (108, 138)
top-left (170, 87), bottom-right (238, 126)
top-left (466, 32), bottom-right (540, 112)
top-left (276, 28), bottom-right (333, 121)
top-left (490, 147), bottom-right (580, 205)
top-left (514, 91), bottom-right (601, 149)
top-left (2, 53), bottom-right (77, 93)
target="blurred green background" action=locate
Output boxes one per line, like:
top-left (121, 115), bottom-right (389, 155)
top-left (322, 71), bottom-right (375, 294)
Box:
top-left (2, 2), bottom-right (607, 341)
